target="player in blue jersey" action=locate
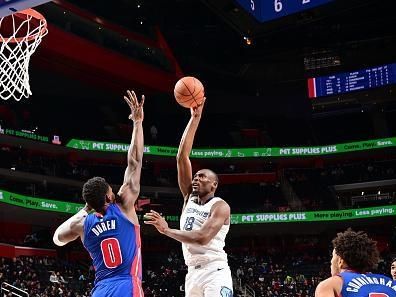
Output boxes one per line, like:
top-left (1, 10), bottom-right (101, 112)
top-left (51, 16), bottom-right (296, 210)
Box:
top-left (391, 258), bottom-right (396, 280)
top-left (315, 229), bottom-right (396, 297)
top-left (52, 90), bottom-right (145, 297)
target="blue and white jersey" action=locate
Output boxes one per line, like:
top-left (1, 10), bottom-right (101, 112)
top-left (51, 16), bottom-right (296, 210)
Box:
top-left (339, 271), bottom-right (396, 297)
top-left (83, 203), bottom-right (142, 292)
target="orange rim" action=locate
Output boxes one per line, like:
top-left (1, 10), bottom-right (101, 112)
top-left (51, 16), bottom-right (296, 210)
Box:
top-left (0, 8), bottom-right (47, 43)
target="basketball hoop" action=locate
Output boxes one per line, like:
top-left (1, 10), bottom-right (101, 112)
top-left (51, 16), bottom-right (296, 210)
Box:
top-left (0, 9), bottom-right (47, 101)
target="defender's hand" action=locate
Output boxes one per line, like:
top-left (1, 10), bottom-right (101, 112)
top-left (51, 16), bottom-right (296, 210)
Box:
top-left (123, 90), bottom-right (145, 122)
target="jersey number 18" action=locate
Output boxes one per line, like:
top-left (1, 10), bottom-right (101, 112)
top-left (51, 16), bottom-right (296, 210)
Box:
top-left (183, 217), bottom-right (195, 231)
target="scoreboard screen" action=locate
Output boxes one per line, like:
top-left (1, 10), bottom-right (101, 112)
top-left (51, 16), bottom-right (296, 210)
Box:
top-left (308, 63), bottom-right (396, 99)
top-left (0, 0), bottom-right (52, 17)
top-left (235, 0), bottom-right (334, 23)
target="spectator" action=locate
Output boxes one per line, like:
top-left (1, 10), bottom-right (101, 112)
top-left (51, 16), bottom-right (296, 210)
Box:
top-left (49, 271), bottom-right (58, 283)
top-left (150, 124), bottom-right (158, 143)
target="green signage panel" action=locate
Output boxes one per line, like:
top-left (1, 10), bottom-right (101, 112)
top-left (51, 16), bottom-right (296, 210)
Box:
top-left (0, 189), bottom-right (394, 224)
top-left (1, 127), bottom-right (50, 142)
top-left (230, 205), bottom-right (396, 224)
top-left (0, 189), bottom-right (179, 222)
top-left (66, 137), bottom-right (396, 158)
top-left (0, 189), bottom-right (83, 214)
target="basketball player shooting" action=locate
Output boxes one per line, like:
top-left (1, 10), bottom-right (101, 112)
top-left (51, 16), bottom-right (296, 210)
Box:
top-left (145, 99), bottom-right (233, 297)
top-left (315, 229), bottom-right (396, 297)
top-left (53, 90), bottom-right (145, 297)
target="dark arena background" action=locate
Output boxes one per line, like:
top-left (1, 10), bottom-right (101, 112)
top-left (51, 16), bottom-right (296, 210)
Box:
top-left (1, 0), bottom-right (396, 296)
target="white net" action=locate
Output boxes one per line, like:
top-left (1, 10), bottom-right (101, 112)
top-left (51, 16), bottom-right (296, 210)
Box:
top-left (0, 9), bottom-right (47, 101)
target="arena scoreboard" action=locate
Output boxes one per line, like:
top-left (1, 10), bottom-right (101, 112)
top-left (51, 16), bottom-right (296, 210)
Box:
top-left (0, 0), bottom-right (52, 17)
top-left (235, 0), bottom-right (334, 22)
top-left (308, 63), bottom-right (396, 99)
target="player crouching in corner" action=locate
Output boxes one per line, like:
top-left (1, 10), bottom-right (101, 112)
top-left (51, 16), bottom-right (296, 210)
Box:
top-left (315, 229), bottom-right (396, 297)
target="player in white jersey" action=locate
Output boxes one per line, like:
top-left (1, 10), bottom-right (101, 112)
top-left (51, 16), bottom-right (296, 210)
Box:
top-left (145, 99), bottom-right (233, 297)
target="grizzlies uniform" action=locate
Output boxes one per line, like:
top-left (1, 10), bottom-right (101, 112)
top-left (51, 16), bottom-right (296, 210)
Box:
top-left (338, 271), bottom-right (396, 297)
top-left (83, 203), bottom-right (143, 297)
top-left (180, 196), bottom-right (233, 297)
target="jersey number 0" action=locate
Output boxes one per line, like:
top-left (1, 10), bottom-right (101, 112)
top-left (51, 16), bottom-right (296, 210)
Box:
top-left (101, 238), bottom-right (123, 268)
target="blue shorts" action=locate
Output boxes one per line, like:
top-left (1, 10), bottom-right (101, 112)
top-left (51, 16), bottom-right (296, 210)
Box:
top-left (92, 276), bottom-right (143, 297)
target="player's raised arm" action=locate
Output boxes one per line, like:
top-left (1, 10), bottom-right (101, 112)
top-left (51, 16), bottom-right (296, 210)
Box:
top-left (176, 99), bottom-right (206, 199)
top-left (119, 90), bottom-right (145, 208)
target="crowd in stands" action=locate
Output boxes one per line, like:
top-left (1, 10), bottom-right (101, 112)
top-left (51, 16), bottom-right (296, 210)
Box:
top-left (0, 108), bottom-right (274, 148)
top-left (286, 160), bottom-right (396, 210)
top-left (0, 256), bottom-right (92, 297)
top-left (0, 144), bottom-right (288, 214)
top-left (319, 160), bottom-right (396, 185)
top-left (286, 160), bottom-right (396, 188)
top-left (3, 97), bottom-right (394, 148)
top-left (1, 242), bottom-right (394, 297)
top-left (230, 251), bottom-right (393, 297)
top-left (218, 183), bottom-right (287, 213)
top-left (143, 251), bottom-right (186, 297)
top-left (2, 142), bottom-right (396, 215)
top-left (1, 136), bottom-right (396, 239)
top-left (232, 254), bottom-right (323, 296)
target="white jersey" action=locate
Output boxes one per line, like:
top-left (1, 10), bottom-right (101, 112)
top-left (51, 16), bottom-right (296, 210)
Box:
top-left (180, 196), bottom-right (230, 267)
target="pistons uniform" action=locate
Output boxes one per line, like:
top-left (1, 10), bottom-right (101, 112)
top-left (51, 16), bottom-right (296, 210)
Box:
top-left (180, 196), bottom-right (233, 297)
top-left (83, 203), bottom-right (143, 297)
top-left (338, 271), bottom-right (396, 297)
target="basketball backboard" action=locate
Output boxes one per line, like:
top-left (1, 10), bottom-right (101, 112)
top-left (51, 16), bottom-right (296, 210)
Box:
top-left (0, 0), bottom-right (51, 17)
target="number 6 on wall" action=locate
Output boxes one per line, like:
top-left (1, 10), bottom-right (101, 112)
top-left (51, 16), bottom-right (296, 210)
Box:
top-left (274, 0), bottom-right (283, 12)
top-left (101, 238), bottom-right (123, 268)
top-left (250, 0), bottom-right (255, 10)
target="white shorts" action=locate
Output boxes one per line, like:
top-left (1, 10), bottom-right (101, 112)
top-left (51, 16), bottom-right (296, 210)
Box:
top-left (185, 261), bottom-right (233, 297)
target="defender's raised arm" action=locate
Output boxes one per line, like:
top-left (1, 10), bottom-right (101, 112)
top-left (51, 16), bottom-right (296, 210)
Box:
top-left (119, 90), bottom-right (145, 208)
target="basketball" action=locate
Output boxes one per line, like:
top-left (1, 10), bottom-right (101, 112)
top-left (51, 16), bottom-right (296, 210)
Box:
top-left (174, 76), bottom-right (205, 108)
